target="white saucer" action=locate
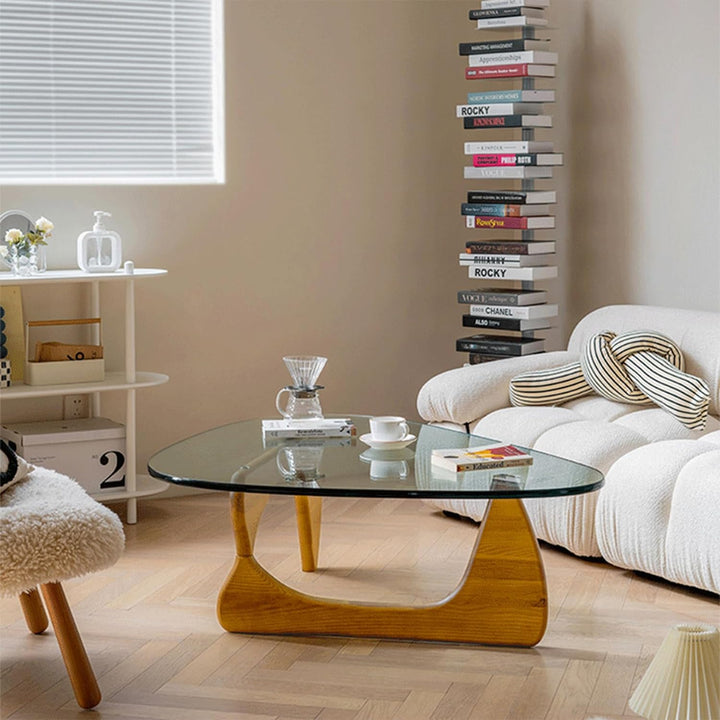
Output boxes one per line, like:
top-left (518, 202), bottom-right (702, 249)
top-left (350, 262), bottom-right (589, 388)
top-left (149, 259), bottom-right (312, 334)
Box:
top-left (359, 433), bottom-right (416, 450)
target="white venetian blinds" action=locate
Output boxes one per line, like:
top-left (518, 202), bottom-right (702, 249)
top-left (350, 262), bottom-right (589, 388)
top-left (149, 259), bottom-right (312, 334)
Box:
top-left (0, 0), bottom-right (224, 184)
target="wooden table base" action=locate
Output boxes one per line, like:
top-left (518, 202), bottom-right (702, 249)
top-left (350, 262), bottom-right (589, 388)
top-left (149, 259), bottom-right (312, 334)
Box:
top-left (217, 493), bottom-right (548, 646)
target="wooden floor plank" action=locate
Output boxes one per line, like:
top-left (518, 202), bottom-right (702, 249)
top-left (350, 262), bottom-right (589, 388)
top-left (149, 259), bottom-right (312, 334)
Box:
top-left (1, 492), bottom-right (716, 720)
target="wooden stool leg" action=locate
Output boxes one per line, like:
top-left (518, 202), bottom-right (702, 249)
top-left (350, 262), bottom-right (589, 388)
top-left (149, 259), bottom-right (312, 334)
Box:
top-left (40, 582), bottom-right (102, 709)
top-left (19, 587), bottom-right (49, 634)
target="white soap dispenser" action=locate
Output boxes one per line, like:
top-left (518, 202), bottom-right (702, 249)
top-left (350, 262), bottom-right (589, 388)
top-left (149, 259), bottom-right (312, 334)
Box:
top-left (77, 210), bottom-right (122, 272)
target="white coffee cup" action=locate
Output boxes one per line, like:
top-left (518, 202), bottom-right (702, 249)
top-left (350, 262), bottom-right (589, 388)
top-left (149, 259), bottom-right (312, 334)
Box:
top-left (369, 416), bottom-right (409, 442)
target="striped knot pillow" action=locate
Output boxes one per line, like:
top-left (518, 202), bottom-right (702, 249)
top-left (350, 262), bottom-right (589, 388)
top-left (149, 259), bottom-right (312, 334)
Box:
top-left (510, 330), bottom-right (710, 430)
top-left (0, 439), bottom-right (34, 494)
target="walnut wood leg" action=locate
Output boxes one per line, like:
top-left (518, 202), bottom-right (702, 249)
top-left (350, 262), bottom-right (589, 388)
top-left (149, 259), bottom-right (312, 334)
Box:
top-left (295, 496), bottom-right (322, 572)
top-left (40, 582), bottom-right (101, 710)
top-left (19, 587), bottom-right (49, 634)
top-left (217, 495), bottom-right (548, 646)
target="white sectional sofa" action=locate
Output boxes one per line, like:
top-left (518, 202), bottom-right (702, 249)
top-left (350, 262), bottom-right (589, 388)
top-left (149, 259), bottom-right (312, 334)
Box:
top-left (417, 305), bottom-right (720, 595)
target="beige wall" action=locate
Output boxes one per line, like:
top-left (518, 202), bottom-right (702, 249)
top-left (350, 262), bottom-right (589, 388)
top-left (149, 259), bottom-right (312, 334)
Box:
top-left (2, 1), bottom-right (718, 474)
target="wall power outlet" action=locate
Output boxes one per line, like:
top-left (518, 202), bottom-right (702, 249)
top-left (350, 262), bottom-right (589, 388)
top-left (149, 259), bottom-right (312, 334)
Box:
top-left (63, 394), bottom-right (89, 419)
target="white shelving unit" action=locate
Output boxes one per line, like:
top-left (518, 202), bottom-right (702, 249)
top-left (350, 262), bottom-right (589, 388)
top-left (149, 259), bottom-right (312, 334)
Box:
top-left (0, 267), bottom-right (169, 523)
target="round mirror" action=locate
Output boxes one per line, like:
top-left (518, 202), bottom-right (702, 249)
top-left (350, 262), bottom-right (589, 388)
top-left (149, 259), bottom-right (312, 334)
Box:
top-left (0, 209), bottom-right (35, 240)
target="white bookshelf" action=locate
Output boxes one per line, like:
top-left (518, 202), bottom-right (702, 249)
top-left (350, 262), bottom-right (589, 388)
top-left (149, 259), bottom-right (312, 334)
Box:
top-left (0, 267), bottom-right (169, 523)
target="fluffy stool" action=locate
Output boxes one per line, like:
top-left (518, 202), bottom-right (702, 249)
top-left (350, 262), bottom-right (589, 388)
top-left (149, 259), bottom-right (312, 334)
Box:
top-left (0, 466), bottom-right (125, 708)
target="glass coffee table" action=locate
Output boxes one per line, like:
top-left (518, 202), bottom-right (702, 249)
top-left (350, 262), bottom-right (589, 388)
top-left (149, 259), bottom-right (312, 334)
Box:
top-left (148, 416), bottom-right (603, 647)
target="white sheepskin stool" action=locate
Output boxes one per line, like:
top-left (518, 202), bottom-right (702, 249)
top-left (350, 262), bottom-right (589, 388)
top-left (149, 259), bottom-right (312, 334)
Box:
top-left (0, 467), bottom-right (125, 709)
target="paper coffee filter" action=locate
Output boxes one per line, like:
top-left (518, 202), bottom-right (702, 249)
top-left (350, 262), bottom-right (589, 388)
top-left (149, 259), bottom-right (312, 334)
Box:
top-left (283, 355), bottom-right (327, 388)
top-left (628, 623), bottom-right (719, 720)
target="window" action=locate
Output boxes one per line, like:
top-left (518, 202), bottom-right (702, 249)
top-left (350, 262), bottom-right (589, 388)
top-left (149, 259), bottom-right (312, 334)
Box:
top-left (0, 0), bottom-right (224, 184)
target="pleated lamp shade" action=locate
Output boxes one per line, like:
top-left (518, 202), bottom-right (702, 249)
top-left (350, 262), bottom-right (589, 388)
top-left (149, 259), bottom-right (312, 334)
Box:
top-left (629, 624), bottom-right (720, 720)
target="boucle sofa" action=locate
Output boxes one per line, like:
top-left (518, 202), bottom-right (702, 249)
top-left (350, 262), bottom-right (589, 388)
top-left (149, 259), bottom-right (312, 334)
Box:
top-left (417, 305), bottom-right (720, 595)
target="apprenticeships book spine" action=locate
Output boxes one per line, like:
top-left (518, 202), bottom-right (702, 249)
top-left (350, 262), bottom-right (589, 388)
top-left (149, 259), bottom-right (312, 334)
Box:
top-left (465, 240), bottom-right (556, 254)
top-left (466, 215), bottom-right (555, 229)
top-left (467, 189), bottom-right (556, 204)
top-left (475, 15), bottom-right (549, 28)
top-left (466, 64), bottom-right (554, 79)
top-left (457, 288), bottom-right (548, 305)
top-left (467, 50), bottom-right (557, 67)
top-left (471, 153), bottom-right (563, 167)
top-left (459, 38), bottom-right (550, 56)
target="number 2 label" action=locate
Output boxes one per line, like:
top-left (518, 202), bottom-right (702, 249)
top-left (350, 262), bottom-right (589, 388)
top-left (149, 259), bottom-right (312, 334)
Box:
top-left (100, 450), bottom-right (125, 489)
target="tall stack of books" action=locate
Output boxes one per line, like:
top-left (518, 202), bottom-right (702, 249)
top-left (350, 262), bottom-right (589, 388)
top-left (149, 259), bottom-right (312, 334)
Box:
top-left (455, 0), bottom-right (560, 363)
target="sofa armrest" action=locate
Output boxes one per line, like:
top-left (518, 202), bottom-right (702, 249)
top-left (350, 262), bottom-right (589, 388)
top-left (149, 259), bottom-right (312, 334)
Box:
top-left (416, 351), bottom-right (578, 425)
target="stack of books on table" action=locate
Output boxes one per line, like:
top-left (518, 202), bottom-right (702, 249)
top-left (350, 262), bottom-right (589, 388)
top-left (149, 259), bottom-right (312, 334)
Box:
top-left (261, 418), bottom-right (357, 439)
top-left (454, 0), bottom-right (560, 364)
top-left (431, 442), bottom-right (533, 472)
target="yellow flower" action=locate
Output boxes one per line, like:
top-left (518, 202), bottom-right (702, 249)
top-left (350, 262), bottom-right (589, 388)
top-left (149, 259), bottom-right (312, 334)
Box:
top-left (5, 228), bottom-right (23, 245)
top-left (35, 217), bottom-right (54, 234)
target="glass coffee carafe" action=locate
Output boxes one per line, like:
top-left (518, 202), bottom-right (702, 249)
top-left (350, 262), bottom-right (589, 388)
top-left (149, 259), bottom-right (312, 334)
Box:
top-left (275, 355), bottom-right (327, 421)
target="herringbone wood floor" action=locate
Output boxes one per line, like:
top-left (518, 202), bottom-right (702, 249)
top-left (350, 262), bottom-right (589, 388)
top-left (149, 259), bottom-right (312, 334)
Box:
top-left (1, 492), bottom-right (717, 719)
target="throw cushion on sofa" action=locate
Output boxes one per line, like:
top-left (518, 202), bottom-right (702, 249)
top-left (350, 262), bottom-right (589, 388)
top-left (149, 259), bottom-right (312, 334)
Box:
top-left (510, 330), bottom-right (710, 430)
top-left (0, 439), bottom-right (34, 494)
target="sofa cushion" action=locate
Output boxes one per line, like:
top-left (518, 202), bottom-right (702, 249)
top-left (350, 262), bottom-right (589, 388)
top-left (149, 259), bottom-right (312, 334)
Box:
top-left (613, 408), bottom-right (720, 443)
top-left (524, 421), bottom-right (648, 556)
top-left (470, 406), bottom-right (579, 447)
top-left (567, 305), bottom-right (720, 416)
top-left (595, 440), bottom-right (720, 593)
top-left (511, 329), bottom-right (711, 430)
top-left (665, 448), bottom-right (720, 593)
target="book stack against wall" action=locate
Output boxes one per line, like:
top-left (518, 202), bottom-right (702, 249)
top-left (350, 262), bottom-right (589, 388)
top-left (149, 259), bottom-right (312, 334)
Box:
top-left (456, 0), bottom-right (560, 364)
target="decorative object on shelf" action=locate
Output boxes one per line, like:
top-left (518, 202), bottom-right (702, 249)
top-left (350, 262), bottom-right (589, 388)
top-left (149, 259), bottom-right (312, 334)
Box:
top-left (0, 286), bottom-right (25, 382)
top-left (275, 355), bottom-right (327, 421)
top-left (0, 210), bottom-right (52, 276)
top-left (509, 330), bottom-right (710, 430)
top-left (0, 438), bottom-right (34, 494)
top-left (455, 2), bottom-right (559, 363)
top-left (0, 304), bottom-right (9, 387)
top-left (24, 318), bottom-right (105, 386)
top-left (629, 623), bottom-right (719, 720)
top-left (0, 360), bottom-right (9, 388)
top-left (77, 211), bottom-right (122, 273)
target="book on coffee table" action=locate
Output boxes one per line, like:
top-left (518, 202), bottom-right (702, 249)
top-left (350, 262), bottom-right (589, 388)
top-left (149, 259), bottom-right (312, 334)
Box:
top-left (261, 418), bottom-right (356, 439)
top-left (431, 442), bottom-right (533, 472)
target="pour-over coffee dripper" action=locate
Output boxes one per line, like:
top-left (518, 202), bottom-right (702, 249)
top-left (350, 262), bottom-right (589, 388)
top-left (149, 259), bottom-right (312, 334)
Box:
top-left (275, 355), bottom-right (327, 421)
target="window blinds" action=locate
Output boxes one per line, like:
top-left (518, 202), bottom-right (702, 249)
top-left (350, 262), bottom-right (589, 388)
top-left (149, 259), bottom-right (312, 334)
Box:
top-left (0, 0), bottom-right (224, 184)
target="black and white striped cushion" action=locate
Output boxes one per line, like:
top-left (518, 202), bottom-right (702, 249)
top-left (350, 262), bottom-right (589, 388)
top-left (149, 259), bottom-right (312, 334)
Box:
top-left (0, 439), bottom-right (33, 494)
top-left (510, 330), bottom-right (710, 430)
top-left (509, 363), bottom-right (591, 407)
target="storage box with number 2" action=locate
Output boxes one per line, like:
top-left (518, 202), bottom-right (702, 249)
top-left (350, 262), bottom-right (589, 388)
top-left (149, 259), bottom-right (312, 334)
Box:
top-left (1, 417), bottom-right (126, 494)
